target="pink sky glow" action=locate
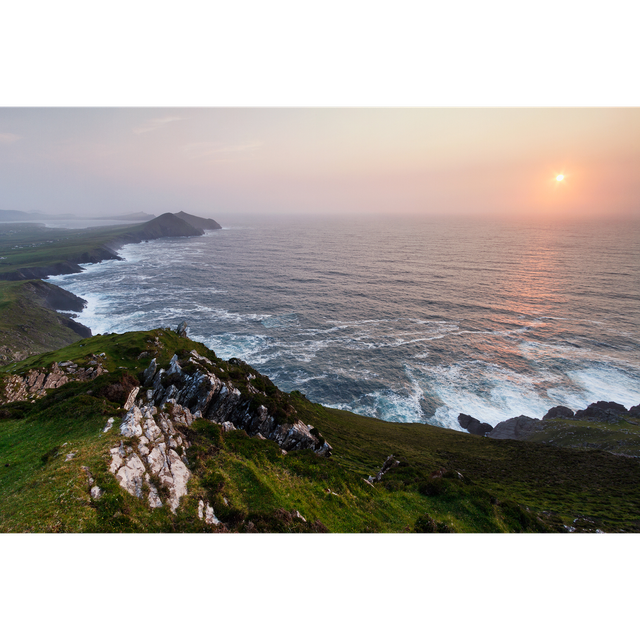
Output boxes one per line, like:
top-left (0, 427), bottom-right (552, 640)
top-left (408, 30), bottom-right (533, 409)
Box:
top-left (0, 108), bottom-right (637, 220)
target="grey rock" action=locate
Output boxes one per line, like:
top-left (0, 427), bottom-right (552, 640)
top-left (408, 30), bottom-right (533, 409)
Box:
top-left (115, 453), bottom-right (146, 498)
top-left (177, 321), bottom-right (188, 337)
top-left (575, 401), bottom-right (628, 423)
top-left (457, 413), bottom-right (493, 436)
top-left (120, 406), bottom-right (144, 437)
top-left (543, 406), bottom-right (575, 420)
top-left (143, 358), bottom-right (157, 386)
top-left (629, 404), bottom-right (640, 418)
top-left (123, 386), bottom-right (140, 411)
top-left (368, 455), bottom-right (400, 483)
top-left (90, 485), bottom-right (103, 500)
top-left (488, 415), bottom-right (541, 440)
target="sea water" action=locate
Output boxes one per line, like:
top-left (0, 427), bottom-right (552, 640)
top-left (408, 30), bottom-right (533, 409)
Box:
top-left (48, 215), bottom-right (640, 431)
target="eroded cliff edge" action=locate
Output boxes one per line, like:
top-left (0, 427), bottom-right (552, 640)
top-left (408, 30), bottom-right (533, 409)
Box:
top-left (0, 212), bottom-right (219, 362)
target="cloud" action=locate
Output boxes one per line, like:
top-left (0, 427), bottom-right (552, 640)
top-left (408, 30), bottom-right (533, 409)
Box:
top-left (182, 140), bottom-right (263, 160)
top-left (133, 117), bottom-right (183, 134)
top-left (0, 133), bottom-right (20, 144)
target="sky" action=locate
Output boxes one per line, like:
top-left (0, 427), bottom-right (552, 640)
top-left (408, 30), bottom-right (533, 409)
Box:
top-left (0, 108), bottom-right (638, 220)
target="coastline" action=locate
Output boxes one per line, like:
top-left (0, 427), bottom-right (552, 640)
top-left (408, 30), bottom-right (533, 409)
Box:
top-left (0, 213), bottom-right (209, 363)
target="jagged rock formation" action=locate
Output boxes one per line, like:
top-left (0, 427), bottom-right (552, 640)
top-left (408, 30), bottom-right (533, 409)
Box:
top-left (108, 348), bottom-right (331, 516)
top-left (176, 320), bottom-right (188, 337)
top-left (142, 351), bottom-right (332, 456)
top-left (109, 400), bottom-right (194, 513)
top-left (366, 454), bottom-right (400, 484)
top-left (0, 355), bottom-right (109, 404)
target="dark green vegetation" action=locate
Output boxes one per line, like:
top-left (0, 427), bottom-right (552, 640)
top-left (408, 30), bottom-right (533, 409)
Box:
top-left (1, 329), bottom-right (639, 533)
top-left (522, 418), bottom-right (640, 458)
top-left (0, 279), bottom-right (90, 364)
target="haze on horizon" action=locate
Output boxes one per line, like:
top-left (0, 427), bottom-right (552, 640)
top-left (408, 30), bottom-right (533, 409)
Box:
top-left (0, 108), bottom-right (638, 221)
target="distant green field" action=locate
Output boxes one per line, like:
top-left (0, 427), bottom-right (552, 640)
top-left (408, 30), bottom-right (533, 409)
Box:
top-left (0, 222), bottom-right (140, 275)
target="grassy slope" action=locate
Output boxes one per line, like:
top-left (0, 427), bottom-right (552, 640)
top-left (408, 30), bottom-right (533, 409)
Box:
top-left (0, 280), bottom-right (89, 363)
top-left (0, 222), bottom-right (147, 363)
top-left (0, 222), bottom-right (141, 275)
top-left (523, 418), bottom-right (640, 457)
top-left (1, 329), bottom-right (639, 533)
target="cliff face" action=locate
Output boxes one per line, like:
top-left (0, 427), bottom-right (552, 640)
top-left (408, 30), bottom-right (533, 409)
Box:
top-left (0, 213), bottom-right (209, 361)
top-left (173, 211), bottom-right (222, 230)
top-left (106, 212), bottom-right (204, 250)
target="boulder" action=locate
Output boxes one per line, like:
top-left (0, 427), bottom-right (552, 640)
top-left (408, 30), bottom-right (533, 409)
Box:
top-left (177, 321), bottom-right (188, 337)
top-left (575, 401), bottom-right (628, 423)
top-left (488, 415), bottom-right (541, 440)
top-left (629, 404), bottom-right (640, 418)
top-left (458, 413), bottom-right (493, 436)
top-left (543, 405), bottom-right (575, 420)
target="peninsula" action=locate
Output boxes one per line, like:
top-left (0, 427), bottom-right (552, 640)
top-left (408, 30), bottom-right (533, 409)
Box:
top-left (0, 212), bottom-right (216, 363)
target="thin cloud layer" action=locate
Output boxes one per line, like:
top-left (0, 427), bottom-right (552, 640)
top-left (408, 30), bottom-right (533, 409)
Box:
top-left (0, 133), bottom-right (20, 144)
top-left (133, 117), bottom-right (183, 134)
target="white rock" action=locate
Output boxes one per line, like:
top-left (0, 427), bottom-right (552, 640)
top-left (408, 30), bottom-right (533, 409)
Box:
top-left (197, 499), bottom-right (220, 525)
top-left (65, 452), bottom-right (76, 462)
top-left (109, 445), bottom-right (125, 473)
top-left (166, 449), bottom-right (191, 513)
top-left (147, 446), bottom-right (168, 475)
top-left (123, 386), bottom-right (140, 411)
top-left (221, 421), bottom-right (236, 432)
top-left (115, 453), bottom-right (146, 498)
top-left (205, 504), bottom-right (220, 526)
top-left (103, 417), bottom-right (114, 432)
top-left (90, 485), bottom-right (103, 500)
top-left (145, 474), bottom-right (163, 509)
top-left (120, 406), bottom-right (143, 437)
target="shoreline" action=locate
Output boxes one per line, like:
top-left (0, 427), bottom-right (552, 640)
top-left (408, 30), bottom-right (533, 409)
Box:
top-left (0, 213), bottom-right (211, 363)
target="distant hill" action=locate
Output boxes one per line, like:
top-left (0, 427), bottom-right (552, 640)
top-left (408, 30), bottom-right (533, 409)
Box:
top-left (173, 211), bottom-right (222, 230)
top-left (109, 212), bottom-right (155, 222)
top-left (135, 212), bottom-right (205, 239)
top-left (0, 210), bottom-right (47, 222)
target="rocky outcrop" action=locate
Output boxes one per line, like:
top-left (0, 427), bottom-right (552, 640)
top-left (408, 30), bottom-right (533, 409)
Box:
top-left (142, 351), bottom-right (332, 456)
top-left (367, 455), bottom-right (400, 483)
top-left (574, 401), bottom-right (628, 423)
top-left (480, 400), bottom-right (640, 443)
top-left (487, 415), bottom-right (542, 440)
top-left (543, 406), bottom-right (575, 420)
top-left (176, 321), bottom-right (188, 338)
top-left (0, 356), bottom-right (109, 404)
top-left (458, 413), bottom-right (493, 436)
top-left (109, 400), bottom-right (193, 513)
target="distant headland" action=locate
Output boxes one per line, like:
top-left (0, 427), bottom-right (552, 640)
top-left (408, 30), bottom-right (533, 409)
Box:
top-left (0, 212), bottom-right (221, 362)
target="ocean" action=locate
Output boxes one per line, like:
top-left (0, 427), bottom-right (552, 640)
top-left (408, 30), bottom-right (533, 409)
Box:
top-left (47, 215), bottom-right (640, 431)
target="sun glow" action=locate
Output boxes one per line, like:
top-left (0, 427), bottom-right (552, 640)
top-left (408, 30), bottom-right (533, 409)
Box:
top-left (556, 174), bottom-right (564, 181)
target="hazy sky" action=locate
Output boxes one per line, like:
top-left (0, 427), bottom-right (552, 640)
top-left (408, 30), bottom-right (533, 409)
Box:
top-left (0, 108), bottom-right (637, 219)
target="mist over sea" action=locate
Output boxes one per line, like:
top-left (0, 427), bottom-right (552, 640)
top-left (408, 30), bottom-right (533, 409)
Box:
top-left (48, 215), bottom-right (640, 431)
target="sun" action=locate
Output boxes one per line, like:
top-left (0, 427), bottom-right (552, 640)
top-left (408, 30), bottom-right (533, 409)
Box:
top-left (556, 174), bottom-right (564, 182)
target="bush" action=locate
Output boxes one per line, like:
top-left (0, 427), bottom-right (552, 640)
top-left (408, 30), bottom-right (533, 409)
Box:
top-left (418, 478), bottom-right (446, 497)
top-left (414, 514), bottom-right (453, 533)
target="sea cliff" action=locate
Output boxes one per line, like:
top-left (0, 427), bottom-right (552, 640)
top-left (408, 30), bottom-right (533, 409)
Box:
top-left (0, 212), bottom-right (220, 362)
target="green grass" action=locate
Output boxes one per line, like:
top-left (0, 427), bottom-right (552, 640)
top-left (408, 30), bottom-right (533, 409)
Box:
top-left (1, 329), bottom-right (639, 533)
top-left (0, 222), bottom-right (143, 275)
top-left (524, 417), bottom-right (640, 457)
